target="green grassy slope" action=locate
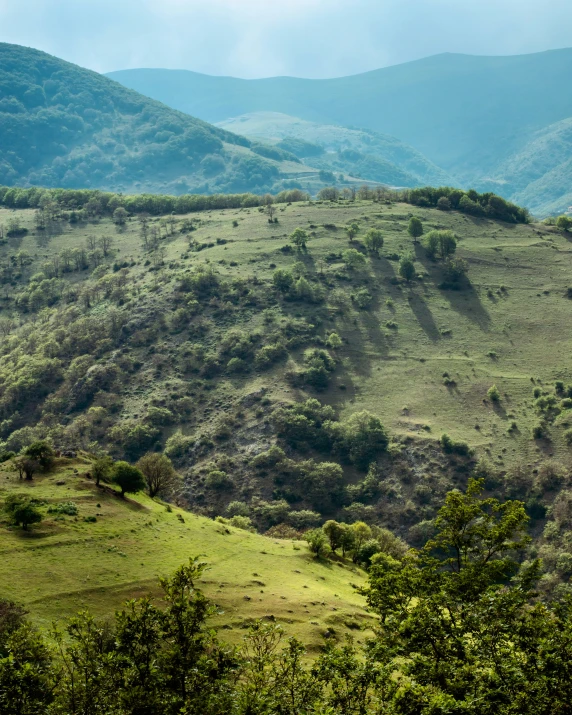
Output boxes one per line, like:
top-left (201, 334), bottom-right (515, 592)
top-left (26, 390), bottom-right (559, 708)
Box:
top-left (0, 455), bottom-right (370, 645)
top-left (0, 193), bottom-right (570, 537)
top-left (217, 112), bottom-right (453, 188)
top-left (107, 49), bottom-right (572, 177)
top-left (0, 43), bottom-right (309, 196)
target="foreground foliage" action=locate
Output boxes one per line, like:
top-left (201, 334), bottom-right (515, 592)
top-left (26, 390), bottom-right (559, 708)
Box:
top-left (2, 480), bottom-right (572, 714)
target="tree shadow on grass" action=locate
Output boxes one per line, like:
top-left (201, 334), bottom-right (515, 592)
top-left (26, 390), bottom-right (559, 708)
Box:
top-left (413, 244), bottom-right (491, 331)
top-left (407, 291), bottom-right (441, 341)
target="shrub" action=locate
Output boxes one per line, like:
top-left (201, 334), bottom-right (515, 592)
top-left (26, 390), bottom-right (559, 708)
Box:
top-left (342, 248), bottom-right (367, 270)
top-left (440, 433), bottom-right (471, 456)
top-left (437, 196), bottom-right (452, 211)
top-left (287, 510), bottom-right (321, 530)
top-left (488, 384), bottom-right (501, 402)
top-left (164, 430), bottom-right (193, 459)
top-left (47, 502), bottom-right (78, 516)
top-left (353, 288), bottom-right (373, 309)
top-left (251, 446), bottom-right (286, 469)
top-left (228, 515), bottom-right (254, 531)
top-left (146, 407), bottom-right (175, 426)
top-left (226, 501), bottom-right (250, 517)
top-left (334, 411), bottom-right (389, 469)
top-left (205, 470), bottom-right (234, 490)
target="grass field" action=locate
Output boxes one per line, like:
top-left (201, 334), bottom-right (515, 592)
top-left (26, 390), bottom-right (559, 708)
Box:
top-left (0, 455), bottom-right (371, 648)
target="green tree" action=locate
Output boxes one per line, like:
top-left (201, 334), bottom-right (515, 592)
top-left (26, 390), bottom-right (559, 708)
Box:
top-left (556, 214), bottom-right (572, 232)
top-left (342, 248), bottom-right (367, 270)
top-left (113, 207), bottom-right (128, 225)
top-left (345, 222), bottom-right (360, 242)
top-left (23, 441), bottom-right (54, 472)
top-left (289, 228), bottom-right (309, 251)
top-left (424, 229), bottom-right (457, 259)
top-left (336, 411), bottom-right (389, 469)
top-left (92, 455), bottom-right (113, 487)
top-left (305, 528), bottom-right (329, 558)
top-left (323, 520), bottom-right (345, 553)
top-left (398, 253), bottom-right (416, 283)
top-left (4, 494), bottom-right (43, 530)
top-left (407, 216), bottom-right (423, 243)
top-left (136, 452), bottom-right (179, 499)
top-left (363, 229), bottom-right (384, 255)
top-left (272, 268), bottom-right (294, 294)
top-left (325, 332), bottom-right (342, 350)
top-left (112, 461), bottom-right (145, 498)
top-left (363, 478), bottom-right (539, 712)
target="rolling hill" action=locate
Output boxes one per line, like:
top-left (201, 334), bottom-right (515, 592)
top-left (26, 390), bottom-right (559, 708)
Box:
top-left (0, 43), bottom-right (310, 196)
top-left (217, 112), bottom-right (454, 188)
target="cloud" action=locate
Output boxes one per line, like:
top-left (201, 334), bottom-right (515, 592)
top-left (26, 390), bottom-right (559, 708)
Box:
top-left (0, 0), bottom-right (571, 78)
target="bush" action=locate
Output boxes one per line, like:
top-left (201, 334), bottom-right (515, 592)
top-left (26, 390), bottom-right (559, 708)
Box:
top-left (353, 288), bottom-right (373, 309)
top-left (251, 446), bottom-right (286, 469)
top-left (47, 502), bottom-right (78, 516)
top-left (226, 501), bottom-right (250, 517)
top-left (164, 430), bottom-right (193, 459)
top-left (205, 470), bottom-right (234, 490)
top-left (334, 411), bottom-right (389, 469)
top-left (488, 384), bottom-right (501, 402)
top-left (228, 515), bottom-right (254, 531)
top-left (287, 510), bottom-right (321, 530)
top-left (440, 433), bottom-right (471, 456)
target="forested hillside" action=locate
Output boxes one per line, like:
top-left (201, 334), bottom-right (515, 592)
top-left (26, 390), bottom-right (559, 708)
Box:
top-left (0, 43), bottom-right (304, 196)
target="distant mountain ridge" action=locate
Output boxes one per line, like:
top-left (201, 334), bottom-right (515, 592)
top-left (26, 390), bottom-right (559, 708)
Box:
top-left (0, 43), bottom-right (301, 195)
top-left (109, 49), bottom-right (572, 215)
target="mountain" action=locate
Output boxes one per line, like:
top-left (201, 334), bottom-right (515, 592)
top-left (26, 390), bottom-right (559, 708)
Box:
top-left (478, 117), bottom-right (572, 216)
top-left (217, 112), bottom-right (454, 188)
top-left (108, 49), bottom-right (572, 181)
top-left (0, 43), bottom-right (306, 195)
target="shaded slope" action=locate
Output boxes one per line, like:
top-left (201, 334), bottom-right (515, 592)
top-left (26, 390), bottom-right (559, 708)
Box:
top-left (0, 43), bottom-right (293, 195)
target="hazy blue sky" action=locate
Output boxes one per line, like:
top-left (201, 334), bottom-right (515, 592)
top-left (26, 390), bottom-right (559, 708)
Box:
top-left (1, 0), bottom-right (571, 78)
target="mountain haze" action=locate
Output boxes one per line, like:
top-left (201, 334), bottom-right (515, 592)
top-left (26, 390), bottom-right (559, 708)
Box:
top-left (108, 49), bottom-right (572, 178)
top-left (0, 43), bottom-right (303, 195)
top-left (217, 111), bottom-right (453, 188)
